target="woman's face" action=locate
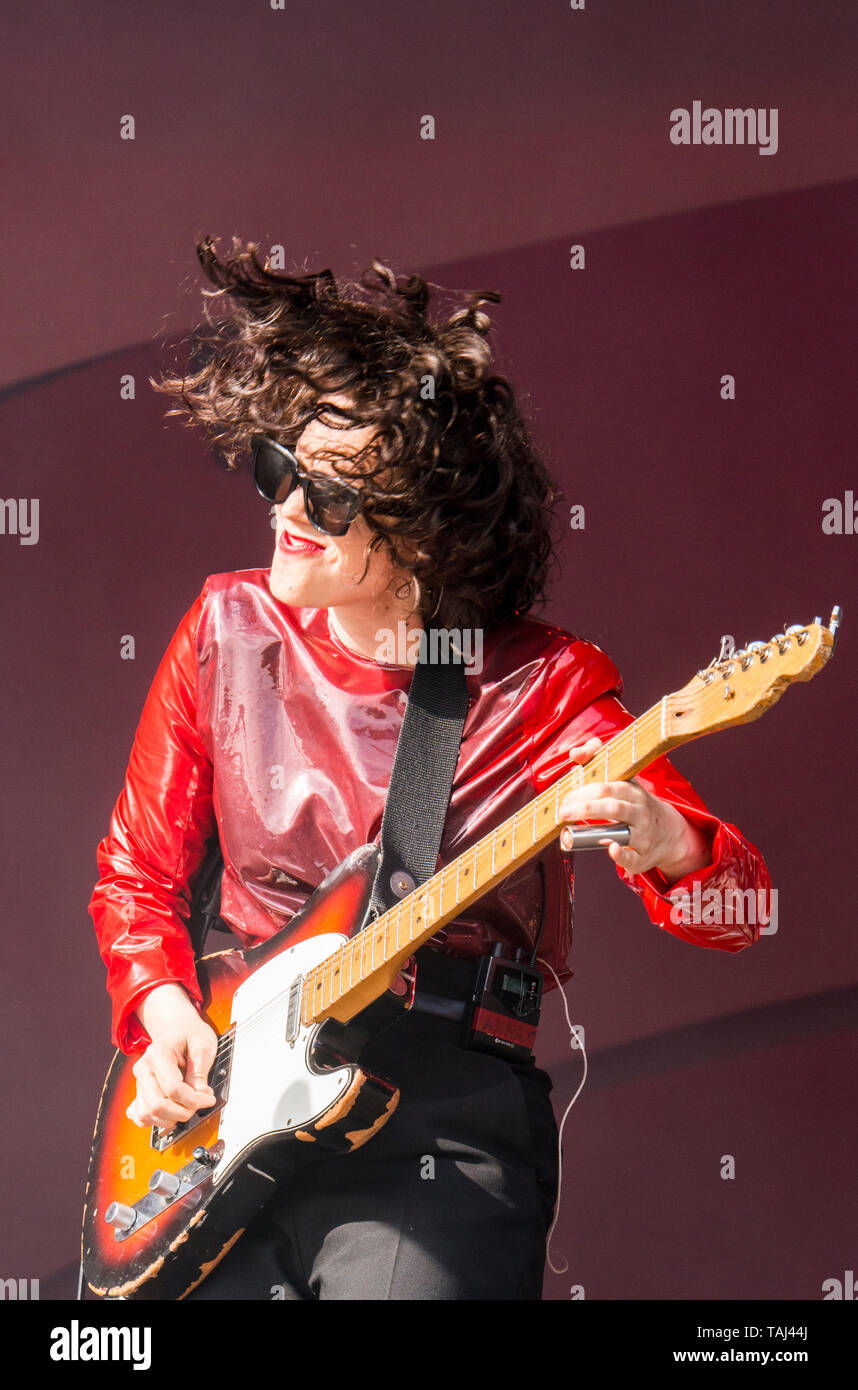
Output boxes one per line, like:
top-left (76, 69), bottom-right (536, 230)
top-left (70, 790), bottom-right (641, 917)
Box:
top-left (267, 393), bottom-right (411, 616)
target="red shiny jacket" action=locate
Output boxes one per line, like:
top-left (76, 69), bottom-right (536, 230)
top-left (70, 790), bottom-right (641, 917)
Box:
top-left (89, 570), bottom-right (770, 1055)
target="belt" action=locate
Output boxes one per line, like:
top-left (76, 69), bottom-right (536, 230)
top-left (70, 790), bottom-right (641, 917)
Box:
top-left (408, 946), bottom-right (479, 1023)
top-left (405, 946), bottom-right (541, 1070)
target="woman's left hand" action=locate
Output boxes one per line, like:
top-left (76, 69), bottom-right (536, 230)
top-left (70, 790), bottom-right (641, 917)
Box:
top-left (556, 736), bottom-right (704, 881)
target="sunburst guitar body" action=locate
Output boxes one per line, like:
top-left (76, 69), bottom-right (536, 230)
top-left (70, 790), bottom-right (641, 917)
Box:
top-left (82, 845), bottom-right (411, 1300)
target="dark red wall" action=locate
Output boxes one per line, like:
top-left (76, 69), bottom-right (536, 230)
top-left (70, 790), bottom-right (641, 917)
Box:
top-left (2, 1), bottom-right (856, 1301)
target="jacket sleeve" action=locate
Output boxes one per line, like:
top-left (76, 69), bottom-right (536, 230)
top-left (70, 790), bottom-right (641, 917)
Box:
top-left (526, 635), bottom-right (771, 952)
top-left (88, 583), bottom-right (217, 1054)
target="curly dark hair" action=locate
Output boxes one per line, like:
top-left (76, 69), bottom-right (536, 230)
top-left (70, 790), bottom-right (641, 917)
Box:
top-left (151, 236), bottom-right (560, 631)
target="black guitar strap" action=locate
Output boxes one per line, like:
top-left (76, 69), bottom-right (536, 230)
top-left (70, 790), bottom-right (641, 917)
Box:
top-left (188, 638), bottom-right (471, 956)
top-left (367, 643), bottom-right (471, 921)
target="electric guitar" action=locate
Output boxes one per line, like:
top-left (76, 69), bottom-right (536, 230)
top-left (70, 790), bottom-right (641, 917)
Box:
top-left (81, 607), bottom-right (842, 1299)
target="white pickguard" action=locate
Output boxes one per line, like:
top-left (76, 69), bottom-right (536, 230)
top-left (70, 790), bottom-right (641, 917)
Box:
top-left (213, 932), bottom-right (352, 1181)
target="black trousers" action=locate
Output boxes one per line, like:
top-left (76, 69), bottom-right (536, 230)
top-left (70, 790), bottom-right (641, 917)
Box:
top-left (184, 1009), bottom-right (560, 1300)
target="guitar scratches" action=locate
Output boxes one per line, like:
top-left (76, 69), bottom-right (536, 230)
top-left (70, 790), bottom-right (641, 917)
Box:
top-left (312, 1071), bottom-right (363, 1129)
top-left (344, 1091), bottom-right (399, 1149)
top-left (178, 1228), bottom-right (247, 1300)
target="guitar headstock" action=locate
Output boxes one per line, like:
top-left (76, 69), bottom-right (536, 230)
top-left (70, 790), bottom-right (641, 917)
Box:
top-left (666, 606), bottom-right (843, 740)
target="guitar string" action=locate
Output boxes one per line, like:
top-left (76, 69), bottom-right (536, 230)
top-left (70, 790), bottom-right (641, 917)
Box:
top-left (208, 698), bottom-right (682, 1063)
top-left (201, 702), bottom-right (670, 1057)
top-left (203, 750), bottom-right (599, 1056)
top-left (158, 648), bottom-right (801, 1134)
top-left (223, 640), bottom-right (785, 1060)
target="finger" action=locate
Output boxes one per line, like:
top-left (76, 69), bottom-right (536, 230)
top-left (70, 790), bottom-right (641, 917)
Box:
top-left (606, 834), bottom-right (639, 867)
top-left (582, 781), bottom-right (648, 803)
top-left (149, 1041), bottom-right (210, 1107)
top-left (558, 792), bottom-right (642, 825)
top-left (126, 1097), bottom-right (146, 1128)
top-left (186, 1036), bottom-right (217, 1099)
top-left (567, 737), bottom-right (603, 764)
top-left (187, 1075), bottom-right (216, 1100)
top-left (127, 1074), bottom-right (193, 1129)
top-left (606, 840), bottom-right (652, 874)
top-left (146, 1048), bottom-right (209, 1117)
top-left (137, 1061), bottom-right (201, 1125)
top-left (567, 794), bottom-right (633, 820)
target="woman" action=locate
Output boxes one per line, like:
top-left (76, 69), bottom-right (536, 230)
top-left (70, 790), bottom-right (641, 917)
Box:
top-left (89, 238), bottom-right (770, 1299)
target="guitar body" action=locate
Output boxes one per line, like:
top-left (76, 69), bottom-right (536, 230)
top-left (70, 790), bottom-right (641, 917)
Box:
top-left (82, 844), bottom-right (412, 1300)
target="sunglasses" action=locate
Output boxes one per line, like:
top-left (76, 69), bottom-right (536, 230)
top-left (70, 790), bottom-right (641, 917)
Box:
top-left (252, 434), bottom-right (363, 537)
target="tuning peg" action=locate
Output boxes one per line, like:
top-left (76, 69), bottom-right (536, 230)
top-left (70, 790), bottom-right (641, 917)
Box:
top-left (829, 605), bottom-right (843, 647)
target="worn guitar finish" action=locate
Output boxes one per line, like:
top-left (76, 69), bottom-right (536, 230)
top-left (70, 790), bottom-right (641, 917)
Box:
top-left (82, 847), bottom-right (407, 1300)
top-left (82, 608), bottom-right (842, 1299)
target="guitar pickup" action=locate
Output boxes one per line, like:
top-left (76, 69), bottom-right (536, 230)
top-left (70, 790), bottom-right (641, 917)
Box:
top-left (285, 974), bottom-right (302, 1044)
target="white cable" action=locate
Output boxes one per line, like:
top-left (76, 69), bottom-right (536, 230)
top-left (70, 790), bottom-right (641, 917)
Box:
top-left (536, 956), bottom-right (588, 1276)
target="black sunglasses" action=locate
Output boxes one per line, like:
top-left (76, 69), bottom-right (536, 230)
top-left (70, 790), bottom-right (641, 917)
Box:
top-left (251, 434), bottom-right (363, 537)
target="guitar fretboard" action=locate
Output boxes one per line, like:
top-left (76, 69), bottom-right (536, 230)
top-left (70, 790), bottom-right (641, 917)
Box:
top-left (299, 696), bottom-right (674, 1027)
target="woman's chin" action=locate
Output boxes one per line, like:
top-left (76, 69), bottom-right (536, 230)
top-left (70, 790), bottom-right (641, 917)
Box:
top-left (269, 558), bottom-right (333, 609)
top-left (269, 565), bottom-right (311, 607)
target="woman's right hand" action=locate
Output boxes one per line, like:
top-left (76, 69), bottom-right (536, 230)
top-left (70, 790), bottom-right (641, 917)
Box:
top-left (126, 983), bottom-right (218, 1129)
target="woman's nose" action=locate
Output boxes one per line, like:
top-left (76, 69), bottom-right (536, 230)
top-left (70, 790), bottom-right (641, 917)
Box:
top-left (275, 481), bottom-right (308, 523)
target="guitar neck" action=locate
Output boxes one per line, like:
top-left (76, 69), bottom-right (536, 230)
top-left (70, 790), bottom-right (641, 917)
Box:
top-left (301, 695), bottom-right (675, 1027)
top-left (297, 604), bottom-right (840, 1026)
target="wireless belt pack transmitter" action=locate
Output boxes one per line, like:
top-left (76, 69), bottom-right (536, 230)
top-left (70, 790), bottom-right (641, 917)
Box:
top-left (464, 944), bottom-right (543, 1062)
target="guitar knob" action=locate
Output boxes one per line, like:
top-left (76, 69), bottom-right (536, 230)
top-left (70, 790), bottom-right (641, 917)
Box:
top-left (148, 1169), bottom-right (182, 1198)
top-left (104, 1201), bottom-right (137, 1232)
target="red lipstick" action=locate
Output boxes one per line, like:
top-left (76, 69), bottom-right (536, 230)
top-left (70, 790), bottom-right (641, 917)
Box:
top-left (278, 528), bottom-right (325, 556)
